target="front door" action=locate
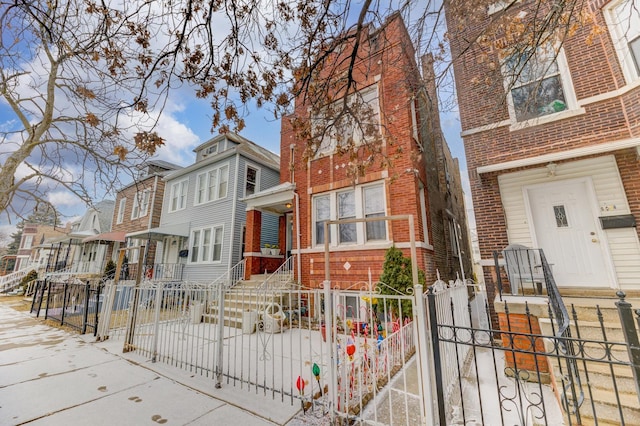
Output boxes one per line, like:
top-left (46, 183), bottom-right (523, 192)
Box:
top-left (525, 179), bottom-right (611, 287)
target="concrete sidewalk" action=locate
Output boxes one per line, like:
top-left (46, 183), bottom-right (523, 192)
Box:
top-left (0, 297), bottom-right (308, 426)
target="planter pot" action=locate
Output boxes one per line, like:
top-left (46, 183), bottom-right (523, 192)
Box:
top-left (270, 249), bottom-right (279, 256)
top-left (261, 248), bottom-right (269, 255)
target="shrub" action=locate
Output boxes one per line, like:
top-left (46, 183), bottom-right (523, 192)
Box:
top-left (379, 246), bottom-right (425, 319)
top-left (20, 269), bottom-right (38, 286)
top-left (103, 259), bottom-right (116, 279)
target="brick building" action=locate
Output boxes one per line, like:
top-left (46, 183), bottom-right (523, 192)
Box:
top-left (445, 0), bottom-right (640, 298)
top-left (244, 13), bottom-right (471, 288)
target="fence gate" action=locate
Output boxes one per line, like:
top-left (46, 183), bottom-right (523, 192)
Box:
top-left (31, 278), bottom-right (103, 334)
top-left (427, 285), bottom-right (640, 426)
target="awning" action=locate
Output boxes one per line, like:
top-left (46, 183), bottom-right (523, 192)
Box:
top-left (82, 231), bottom-right (127, 244)
top-left (126, 223), bottom-right (190, 241)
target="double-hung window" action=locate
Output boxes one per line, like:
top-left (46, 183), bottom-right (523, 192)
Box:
top-left (169, 179), bottom-right (188, 212)
top-left (245, 165), bottom-right (259, 196)
top-left (131, 190), bottom-right (150, 219)
top-left (312, 183), bottom-right (387, 246)
top-left (116, 198), bottom-right (126, 224)
top-left (606, 0), bottom-right (640, 83)
top-left (195, 164), bottom-right (229, 205)
top-left (503, 44), bottom-right (570, 122)
top-left (313, 86), bottom-right (380, 157)
top-left (190, 226), bottom-right (224, 263)
top-left (314, 195), bottom-right (330, 245)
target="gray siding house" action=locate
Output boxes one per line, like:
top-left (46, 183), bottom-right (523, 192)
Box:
top-left (142, 133), bottom-right (280, 282)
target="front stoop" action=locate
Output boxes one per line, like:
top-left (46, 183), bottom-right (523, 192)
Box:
top-left (497, 294), bottom-right (640, 426)
top-left (202, 274), bottom-right (297, 329)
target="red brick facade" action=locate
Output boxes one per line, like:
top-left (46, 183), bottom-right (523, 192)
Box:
top-left (446, 0), bottom-right (640, 305)
top-left (278, 14), bottom-right (471, 288)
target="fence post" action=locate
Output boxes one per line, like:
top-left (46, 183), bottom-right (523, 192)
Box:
top-left (151, 282), bottom-right (164, 362)
top-left (30, 280), bottom-right (41, 314)
top-left (414, 284), bottom-right (436, 425)
top-left (214, 283), bottom-right (225, 389)
top-left (61, 281), bottom-right (68, 326)
top-left (44, 279), bottom-right (53, 320)
top-left (615, 291), bottom-right (640, 404)
top-left (94, 284), bottom-right (101, 337)
top-left (82, 281), bottom-right (90, 334)
top-left (427, 287), bottom-right (446, 425)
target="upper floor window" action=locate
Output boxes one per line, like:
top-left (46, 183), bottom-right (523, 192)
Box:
top-left (21, 235), bottom-right (33, 249)
top-left (195, 164), bottom-right (229, 205)
top-left (503, 44), bottom-right (573, 122)
top-left (313, 86), bottom-right (380, 157)
top-left (203, 143), bottom-right (219, 156)
top-left (116, 198), bottom-right (126, 224)
top-left (131, 190), bottom-right (150, 220)
top-left (245, 165), bottom-right (259, 197)
top-left (190, 225), bottom-right (224, 263)
top-left (312, 183), bottom-right (387, 247)
top-left (169, 179), bottom-right (188, 212)
top-left (606, 0), bottom-right (640, 83)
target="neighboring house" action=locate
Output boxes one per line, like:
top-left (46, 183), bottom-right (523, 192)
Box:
top-left (446, 0), bottom-right (640, 297)
top-left (147, 133), bottom-right (280, 282)
top-left (13, 224), bottom-right (67, 273)
top-left (66, 200), bottom-right (116, 276)
top-left (244, 13), bottom-right (471, 289)
top-left (112, 160), bottom-right (182, 279)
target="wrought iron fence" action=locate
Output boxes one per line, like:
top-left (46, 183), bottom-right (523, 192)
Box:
top-left (33, 278), bottom-right (103, 334)
top-left (428, 288), bottom-right (640, 425)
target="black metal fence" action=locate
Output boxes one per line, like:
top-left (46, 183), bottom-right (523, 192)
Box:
top-left (30, 279), bottom-right (103, 335)
top-left (427, 290), bottom-right (640, 425)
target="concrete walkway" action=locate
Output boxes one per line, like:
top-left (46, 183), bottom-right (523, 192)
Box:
top-left (0, 297), bottom-right (306, 426)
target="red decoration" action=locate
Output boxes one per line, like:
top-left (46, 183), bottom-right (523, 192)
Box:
top-left (296, 375), bottom-right (305, 393)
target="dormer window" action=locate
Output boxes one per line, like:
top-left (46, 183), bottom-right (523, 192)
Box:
top-left (203, 143), bottom-right (219, 157)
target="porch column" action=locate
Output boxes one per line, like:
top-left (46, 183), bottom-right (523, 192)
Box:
top-left (244, 208), bottom-right (262, 279)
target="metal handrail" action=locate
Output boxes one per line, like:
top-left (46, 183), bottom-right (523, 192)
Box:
top-left (259, 255), bottom-right (295, 290)
top-left (209, 258), bottom-right (246, 289)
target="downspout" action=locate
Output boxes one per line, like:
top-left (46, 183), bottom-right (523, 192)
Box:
top-left (228, 153), bottom-right (240, 271)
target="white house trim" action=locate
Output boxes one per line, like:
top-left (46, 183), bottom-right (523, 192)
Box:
top-left (477, 137), bottom-right (640, 174)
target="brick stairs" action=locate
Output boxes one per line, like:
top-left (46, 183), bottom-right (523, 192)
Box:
top-left (538, 297), bottom-right (640, 426)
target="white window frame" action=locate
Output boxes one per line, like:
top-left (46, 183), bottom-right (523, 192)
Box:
top-left (131, 189), bottom-right (150, 220)
top-left (501, 44), bottom-right (582, 129)
top-left (116, 198), bottom-right (126, 224)
top-left (605, 0), bottom-right (640, 84)
top-left (244, 164), bottom-right (260, 197)
top-left (189, 225), bottom-right (224, 264)
top-left (169, 179), bottom-right (189, 213)
top-left (194, 163), bottom-right (230, 206)
top-left (312, 182), bottom-right (388, 247)
top-left (313, 85), bottom-right (381, 157)
top-left (22, 235), bottom-right (34, 249)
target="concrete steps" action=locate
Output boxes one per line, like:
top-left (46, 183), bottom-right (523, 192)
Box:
top-left (202, 274), bottom-right (296, 329)
top-left (537, 298), bottom-right (640, 426)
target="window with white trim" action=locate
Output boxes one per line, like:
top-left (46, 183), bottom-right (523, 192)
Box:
top-left (313, 86), bottom-right (380, 157)
top-left (169, 179), bottom-right (188, 212)
top-left (190, 226), bottom-right (224, 263)
top-left (245, 165), bottom-right (259, 197)
top-left (116, 198), bottom-right (126, 224)
top-left (131, 190), bottom-right (150, 219)
top-left (606, 0), bottom-right (640, 83)
top-left (312, 183), bottom-right (387, 246)
top-left (22, 235), bottom-right (33, 249)
top-left (502, 44), bottom-right (576, 122)
top-left (195, 164), bottom-right (229, 205)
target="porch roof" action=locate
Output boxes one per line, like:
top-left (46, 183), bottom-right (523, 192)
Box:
top-left (82, 231), bottom-right (126, 244)
top-left (243, 182), bottom-right (295, 214)
top-left (126, 223), bottom-right (190, 241)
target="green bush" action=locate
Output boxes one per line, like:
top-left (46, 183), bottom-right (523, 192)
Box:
top-left (379, 246), bottom-right (425, 320)
top-left (103, 259), bottom-right (116, 280)
top-left (20, 269), bottom-right (38, 286)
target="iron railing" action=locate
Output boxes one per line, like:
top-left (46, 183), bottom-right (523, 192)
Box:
top-left (259, 255), bottom-right (295, 290)
top-left (209, 259), bottom-right (246, 288)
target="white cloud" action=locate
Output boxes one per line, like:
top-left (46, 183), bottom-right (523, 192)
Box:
top-left (47, 191), bottom-right (85, 208)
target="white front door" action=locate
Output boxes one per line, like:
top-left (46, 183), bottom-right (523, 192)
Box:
top-left (525, 179), bottom-right (611, 287)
